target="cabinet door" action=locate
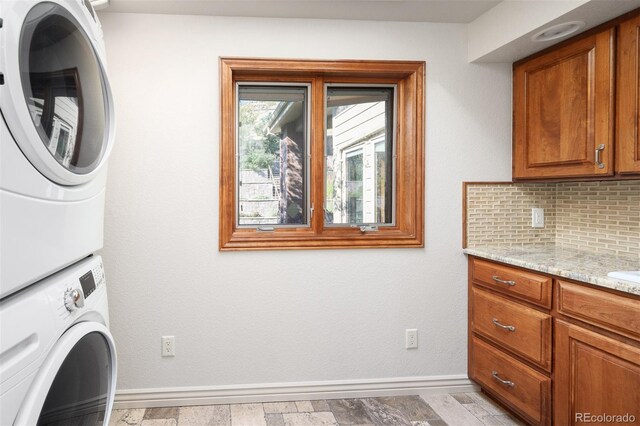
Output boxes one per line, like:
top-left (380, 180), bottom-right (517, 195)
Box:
top-left (618, 14), bottom-right (640, 174)
top-left (513, 30), bottom-right (615, 179)
top-left (555, 320), bottom-right (640, 425)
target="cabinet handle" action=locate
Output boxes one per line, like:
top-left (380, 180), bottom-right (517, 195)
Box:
top-left (492, 276), bottom-right (515, 286)
top-left (492, 371), bottom-right (515, 387)
top-left (595, 144), bottom-right (605, 169)
top-left (492, 318), bottom-right (516, 332)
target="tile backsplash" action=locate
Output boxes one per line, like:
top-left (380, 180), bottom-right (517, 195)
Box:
top-left (555, 181), bottom-right (640, 255)
top-left (465, 180), bottom-right (640, 256)
top-left (466, 184), bottom-right (556, 247)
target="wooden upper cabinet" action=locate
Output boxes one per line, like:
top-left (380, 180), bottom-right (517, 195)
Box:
top-left (617, 14), bottom-right (640, 174)
top-left (513, 29), bottom-right (615, 179)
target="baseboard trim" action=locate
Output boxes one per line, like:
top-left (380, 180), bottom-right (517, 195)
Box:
top-left (114, 375), bottom-right (479, 409)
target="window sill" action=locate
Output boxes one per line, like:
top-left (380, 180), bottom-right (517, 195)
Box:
top-left (220, 230), bottom-right (424, 251)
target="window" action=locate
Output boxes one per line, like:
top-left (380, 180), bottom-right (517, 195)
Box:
top-left (325, 87), bottom-right (394, 226)
top-left (220, 58), bottom-right (425, 250)
top-left (237, 85), bottom-right (308, 227)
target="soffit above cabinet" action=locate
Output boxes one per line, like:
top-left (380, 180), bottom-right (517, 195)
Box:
top-left (469, 0), bottom-right (640, 63)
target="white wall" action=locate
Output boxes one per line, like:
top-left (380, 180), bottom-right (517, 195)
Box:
top-left (98, 13), bottom-right (512, 392)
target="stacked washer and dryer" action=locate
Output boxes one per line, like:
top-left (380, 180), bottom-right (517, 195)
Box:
top-left (0, 1), bottom-right (117, 424)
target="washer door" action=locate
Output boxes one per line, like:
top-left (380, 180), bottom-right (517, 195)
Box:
top-left (0, 1), bottom-right (114, 186)
top-left (14, 322), bottom-right (117, 426)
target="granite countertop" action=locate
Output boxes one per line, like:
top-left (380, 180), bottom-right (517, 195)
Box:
top-left (463, 245), bottom-right (640, 296)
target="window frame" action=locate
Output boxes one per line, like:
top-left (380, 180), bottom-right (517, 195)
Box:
top-left (219, 58), bottom-right (425, 250)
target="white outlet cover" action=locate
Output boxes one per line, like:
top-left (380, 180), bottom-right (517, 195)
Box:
top-left (531, 208), bottom-right (544, 228)
top-left (405, 329), bottom-right (418, 349)
top-left (161, 336), bottom-right (175, 357)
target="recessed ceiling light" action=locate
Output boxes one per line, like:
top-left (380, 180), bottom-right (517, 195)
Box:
top-left (531, 21), bottom-right (586, 43)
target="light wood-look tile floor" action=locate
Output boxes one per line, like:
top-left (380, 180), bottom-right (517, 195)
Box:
top-left (109, 392), bottom-right (525, 426)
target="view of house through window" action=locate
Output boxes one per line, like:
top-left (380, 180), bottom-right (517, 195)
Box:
top-left (325, 87), bottom-right (394, 225)
top-left (220, 58), bottom-right (424, 250)
top-left (237, 85), bottom-right (308, 226)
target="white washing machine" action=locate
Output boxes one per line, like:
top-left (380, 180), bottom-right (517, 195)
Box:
top-left (0, 255), bottom-right (117, 425)
top-left (0, 0), bottom-right (115, 298)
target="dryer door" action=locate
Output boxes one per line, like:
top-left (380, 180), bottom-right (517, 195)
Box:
top-left (14, 322), bottom-right (117, 426)
top-left (0, 1), bottom-right (114, 186)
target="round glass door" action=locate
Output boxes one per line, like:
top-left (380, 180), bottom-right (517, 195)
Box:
top-left (19, 2), bottom-right (108, 175)
top-left (37, 332), bottom-right (112, 425)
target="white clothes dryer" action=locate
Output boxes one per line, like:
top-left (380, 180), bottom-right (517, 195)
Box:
top-left (0, 255), bottom-right (117, 425)
top-left (0, 0), bottom-right (115, 298)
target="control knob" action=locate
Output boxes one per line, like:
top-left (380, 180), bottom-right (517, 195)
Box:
top-left (64, 288), bottom-right (85, 311)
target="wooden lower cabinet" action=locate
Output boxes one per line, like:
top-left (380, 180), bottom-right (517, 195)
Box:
top-left (470, 258), bottom-right (552, 308)
top-left (471, 288), bottom-right (552, 371)
top-left (469, 257), bottom-right (640, 425)
top-left (557, 280), bottom-right (640, 341)
top-left (470, 336), bottom-right (551, 425)
top-left (469, 258), bottom-right (553, 425)
top-left (554, 321), bottom-right (640, 425)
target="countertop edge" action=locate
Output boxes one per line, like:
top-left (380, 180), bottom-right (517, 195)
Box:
top-left (464, 247), bottom-right (640, 297)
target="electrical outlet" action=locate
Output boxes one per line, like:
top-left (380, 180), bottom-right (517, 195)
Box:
top-left (405, 329), bottom-right (418, 349)
top-left (531, 208), bottom-right (544, 228)
top-left (161, 336), bottom-right (175, 357)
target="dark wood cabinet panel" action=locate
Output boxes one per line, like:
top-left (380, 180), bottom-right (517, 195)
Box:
top-left (554, 320), bottom-right (640, 425)
top-left (471, 258), bottom-right (552, 308)
top-left (471, 288), bottom-right (552, 371)
top-left (557, 280), bottom-right (640, 341)
top-left (513, 29), bottom-right (615, 179)
top-left (469, 335), bottom-right (551, 426)
top-left (617, 14), bottom-right (640, 174)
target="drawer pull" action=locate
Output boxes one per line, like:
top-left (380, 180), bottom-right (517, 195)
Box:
top-left (492, 371), bottom-right (515, 387)
top-left (492, 318), bottom-right (516, 332)
top-left (492, 276), bottom-right (516, 286)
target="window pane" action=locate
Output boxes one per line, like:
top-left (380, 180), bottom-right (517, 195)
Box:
top-left (238, 85), bottom-right (307, 226)
top-left (346, 149), bottom-right (364, 223)
top-left (324, 87), bottom-right (394, 225)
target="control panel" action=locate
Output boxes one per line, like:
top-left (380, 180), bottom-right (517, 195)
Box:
top-left (60, 258), bottom-right (106, 313)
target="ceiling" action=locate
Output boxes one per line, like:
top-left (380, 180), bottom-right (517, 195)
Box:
top-left (99, 0), bottom-right (640, 63)
top-left (100, 0), bottom-right (501, 23)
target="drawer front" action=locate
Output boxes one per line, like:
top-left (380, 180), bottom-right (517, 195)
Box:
top-left (471, 258), bottom-right (552, 308)
top-left (470, 336), bottom-right (551, 426)
top-left (472, 288), bottom-right (552, 371)
top-left (557, 280), bottom-right (640, 341)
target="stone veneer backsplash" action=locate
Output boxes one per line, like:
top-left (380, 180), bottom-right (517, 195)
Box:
top-left (466, 180), bottom-right (640, 256)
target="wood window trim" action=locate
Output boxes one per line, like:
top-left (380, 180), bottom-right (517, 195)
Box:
top-left (219, 58), bottom-right (425, 250)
